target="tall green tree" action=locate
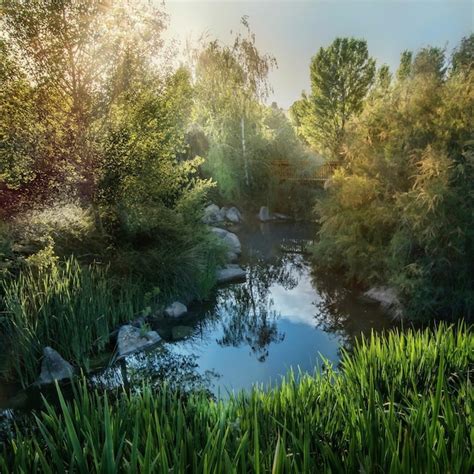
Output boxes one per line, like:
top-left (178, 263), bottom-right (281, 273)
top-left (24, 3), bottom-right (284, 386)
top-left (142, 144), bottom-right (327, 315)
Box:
top-left (313, 38), bottom-right (474, 320)
top-left (451, 33), bottom-right (474, 72)
top-left (397, 50), bottom-right (413, 80)
top-left (193, 18), bottom-right (276, 200)
top-left (412, 46), bottom-right (446, 79)
top-left (294, 38), bottom-right (375, 159)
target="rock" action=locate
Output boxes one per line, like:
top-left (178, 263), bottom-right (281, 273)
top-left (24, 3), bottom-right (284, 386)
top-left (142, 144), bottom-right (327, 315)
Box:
top-left (324, 178), bottom-right (334, 190)
top-left (273, 212), bottom-right (291, 221)
top-left (36, 347), bottom-right (74, 385)
top-left (117, 325), bottom-right (161, 358)
top-left (216, 264), bottom-right (246, 284)
top-left (219, 206), bottom-right (228, 220)
top-left (258, 206), bottom-right (272, 222)
top-left (164, 301), bottom-right (188, 318)
top-left (202, 204), bottom-right (224, 225)
top-left (226, 206), bottom-right (242, 223)
top-left (226, 251), bottom-right (239, 263)
top-left (130, 316), bottom-right (146, 328)
top-left (364, 287), bottom-right (403, 319)
top-left (210, 227), bottom-right (241, 255)
top-left (171, 325), bottom-right (194, 340)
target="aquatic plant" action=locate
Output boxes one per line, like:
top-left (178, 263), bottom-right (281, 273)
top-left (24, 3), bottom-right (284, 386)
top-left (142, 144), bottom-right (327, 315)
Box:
top-left (0, 257), bottom-right (142, 385)
top-left (1, 324), bottom-right (472, 472)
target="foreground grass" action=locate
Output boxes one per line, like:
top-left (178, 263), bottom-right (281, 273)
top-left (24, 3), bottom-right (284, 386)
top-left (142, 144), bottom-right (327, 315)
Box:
top-left (1, 324), bottom-right (473, 473)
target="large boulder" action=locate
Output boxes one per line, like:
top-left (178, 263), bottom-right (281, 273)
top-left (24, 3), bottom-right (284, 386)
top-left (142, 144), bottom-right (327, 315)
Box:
top-left (164, 301), bottom-right (188, 318)
top-left (210, 227), bottom-right (241, 255)
top-left (216, 264), bottom-right (246, 284)
top-left (36, 347), bottom-right (74, 385)
top-left (258, 206), bottom-right (272, 222)
top-left (219, 206), bottom-right (228, 220)
top-left (202, 204), bottom-right (224, 225)
top-left (225, 206), bottom-right (242, 223)
top-left (117, 325), bottom-right (161, 358)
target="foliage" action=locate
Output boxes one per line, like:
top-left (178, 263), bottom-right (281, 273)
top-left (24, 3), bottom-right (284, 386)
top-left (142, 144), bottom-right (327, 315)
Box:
top-left (0, 0), bottom-right (223, 312)
top-left (0, 324), bottom-right (472, 472)
top-left (290, 37), bottom-right (376, 159)
top-left (192, 20), bottom-right (280, 204)
top-left (313, 37), bottom-right (474, 320)
top-left (0, 255), bottom-right (143, 385)
top-left (1, 0), bottom-right (168, 209)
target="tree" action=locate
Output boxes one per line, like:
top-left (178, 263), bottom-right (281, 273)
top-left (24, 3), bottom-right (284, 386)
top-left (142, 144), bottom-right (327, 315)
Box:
top-left (397, 50), bottom-right (413, 81)
top-left (1, 0), bottom-right (167, 205)
top-left (313, 38), bottom-right (474, 320)
top-left (412, 46), bottom-right (446, 79)
top-left (294, 38), bottom-right (375, 159)
top-left (451, 33), bottom-right (474, 72)
top-left (193, 18), bottom-right (276, 200)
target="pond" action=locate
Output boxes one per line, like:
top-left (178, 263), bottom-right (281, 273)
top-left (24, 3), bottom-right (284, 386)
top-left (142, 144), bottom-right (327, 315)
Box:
top-left (0, 220), bottom-right (395, 415)
top-left (115, 220), bottom-right (395, 396)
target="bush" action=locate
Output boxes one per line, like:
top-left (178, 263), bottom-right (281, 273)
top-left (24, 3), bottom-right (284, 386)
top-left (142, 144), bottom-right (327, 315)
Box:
top-left (312, 45), bottom-right (474, 320)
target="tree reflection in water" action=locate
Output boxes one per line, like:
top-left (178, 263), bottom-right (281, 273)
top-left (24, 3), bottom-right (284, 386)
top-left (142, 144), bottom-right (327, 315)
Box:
top-left (216, 254), bottom-right (302, 362)
top-left (92, 347), bottom-right (219, 396)
top-left (310, 268), bottom-right (394, 354)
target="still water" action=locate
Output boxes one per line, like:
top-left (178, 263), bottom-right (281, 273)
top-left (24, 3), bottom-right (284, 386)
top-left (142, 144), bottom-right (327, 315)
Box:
top-left (142, 220), bottom-right (394, 395)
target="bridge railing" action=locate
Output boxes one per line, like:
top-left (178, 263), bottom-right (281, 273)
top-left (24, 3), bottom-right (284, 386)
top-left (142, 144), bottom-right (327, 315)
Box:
top-left (272, 159), bottom-right (339, 182)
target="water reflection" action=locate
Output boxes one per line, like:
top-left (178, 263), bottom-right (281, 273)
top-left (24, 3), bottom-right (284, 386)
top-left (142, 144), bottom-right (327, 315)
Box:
top-left (0, 221), bottom-right (395, 407)
top-left (216, 257), bottom-right (300, 361)
top-left (92, 346), bottom-right (219, 396)
top-left (161, 221), bottom-right (394, 393)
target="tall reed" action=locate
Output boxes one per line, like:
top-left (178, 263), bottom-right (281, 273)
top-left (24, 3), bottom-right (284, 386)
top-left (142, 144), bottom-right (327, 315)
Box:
top-left (1, 257), bottom-right (142, 385)
top-left (1, 324), bottom-right (472, 473)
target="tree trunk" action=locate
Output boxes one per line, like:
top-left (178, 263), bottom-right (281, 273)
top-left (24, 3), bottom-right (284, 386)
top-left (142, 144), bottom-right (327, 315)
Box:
top-left (241, 115), bottom-right (249, 187)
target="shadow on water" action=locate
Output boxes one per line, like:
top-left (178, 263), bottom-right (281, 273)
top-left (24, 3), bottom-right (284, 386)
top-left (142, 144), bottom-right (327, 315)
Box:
top-left (0, 220), bottom-right (396, 414)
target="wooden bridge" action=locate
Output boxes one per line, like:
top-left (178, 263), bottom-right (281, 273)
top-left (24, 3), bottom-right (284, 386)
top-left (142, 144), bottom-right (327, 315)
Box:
top-left (272, 160), bottom-right (339, 182)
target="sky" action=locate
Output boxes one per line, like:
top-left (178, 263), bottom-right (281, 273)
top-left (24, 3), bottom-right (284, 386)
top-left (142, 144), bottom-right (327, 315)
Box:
top-left (163, 1), bottom-right (473, 109)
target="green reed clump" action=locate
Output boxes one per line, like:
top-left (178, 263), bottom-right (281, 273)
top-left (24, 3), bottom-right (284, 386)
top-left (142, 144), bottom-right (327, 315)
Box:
top-left (0, 256), bottom-right (143, 385)
top-left (1, 324), bottom-right (472, 473)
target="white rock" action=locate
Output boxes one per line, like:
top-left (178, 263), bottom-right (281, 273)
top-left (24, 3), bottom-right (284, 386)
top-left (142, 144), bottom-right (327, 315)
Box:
top-left (216, 264), bottom-right (246, 284)
top-left (210, 227), bottom-right (241, 255)
top-left (226, 251), bottom-right (239, 263)
top-left (219, 206), bottom-right (228, 219)
top-left (258, 206), bottom-right (272, 222)
top-left (164, 301), bottom-right (188, 318)
top-left (364, 287), bottom-right (403, 319)
top-left (117, 325), bottom-right (161, 358)
top-left (273, 212), bottom-right (290, 220)
top-left (36, 347), bottom-right (74, 385)
top-left (226, 206), bottom-right (242, 223)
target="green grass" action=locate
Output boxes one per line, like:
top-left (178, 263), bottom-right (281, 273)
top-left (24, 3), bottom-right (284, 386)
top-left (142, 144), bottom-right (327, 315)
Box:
top-left (0, 226), bottom-right (225, 386)
top-left (0, 257), bottom-right (143, 385)
top-left (1, 324), bottom-right (472, 473)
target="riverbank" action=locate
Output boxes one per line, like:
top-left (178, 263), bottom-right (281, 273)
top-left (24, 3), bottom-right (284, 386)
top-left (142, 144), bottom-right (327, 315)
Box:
top-left (1, 218), bottom-right (396, 407)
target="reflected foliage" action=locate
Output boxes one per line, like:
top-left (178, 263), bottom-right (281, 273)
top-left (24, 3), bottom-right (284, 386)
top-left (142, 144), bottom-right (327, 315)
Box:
top-left (311, 268), bottom-right (396, 351)
top-left (93, 347), bottom-right (218, 396)
top-left (215, 254), bottom-right (302, 361)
